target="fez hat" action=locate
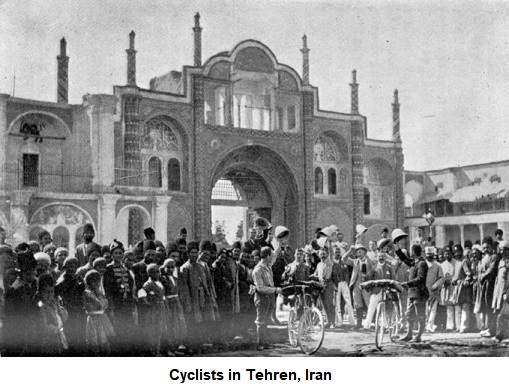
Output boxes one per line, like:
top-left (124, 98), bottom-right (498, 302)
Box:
top-left (199, 240), bottom-right (212, 252)
top-left (187, 241), bottom-right (199, 252)
top-left (144, 227), bottom-right (155, 238)
top-left (232, 241), bottom-right (242, 250)
top-left (180, 228), bottom-right (187, 235)
top-left (83, 223), bottom-right (95, 234)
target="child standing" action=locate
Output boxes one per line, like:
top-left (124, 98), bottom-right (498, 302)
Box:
top-left (161, 259), bottom-right (187, 353)
top-left (83, 270), bottom-right (115, 356)
top-left (138, 264), bottom-right (171, 356)
top-left (36, 273), bottom-right (68, 355)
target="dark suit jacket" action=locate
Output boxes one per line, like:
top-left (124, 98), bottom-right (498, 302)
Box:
top-left (396, 249), bottom-right (428, 300)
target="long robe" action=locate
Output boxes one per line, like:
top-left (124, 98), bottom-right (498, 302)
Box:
top-left (179, 261), bottom-right (217, 324)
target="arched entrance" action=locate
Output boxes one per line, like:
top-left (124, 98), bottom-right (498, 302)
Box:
top-left (209, 145), bottom-right (301, 249)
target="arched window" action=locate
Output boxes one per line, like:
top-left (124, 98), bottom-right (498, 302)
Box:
top-left (128, 208), bottom-right (143, 247)
top-left (148, 157), bottom-right (162, 188)
top-left (315, 167), bottom-right (323, 194)
top-left (328, 168), bottom-right (337, 195)
top-left (53, 226), bottom-right (70, 249)
top-left (364, 188), bottom-right (371, 215)
top-left (168, 159), bottom-right (181, 191)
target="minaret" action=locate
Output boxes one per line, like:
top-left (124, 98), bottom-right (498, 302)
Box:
top-left (350, 69), bottom-right (359, 114)
top-left (300, 35), bottom-right (310, 85)
top-left (392, 89), bottom-right (401, 142)
top-left (57, 38), bottom-right (69, 103)
top-left (126, 31), bottom-right (137, 86)
top-left (193, 13), bottom-right (203, 66)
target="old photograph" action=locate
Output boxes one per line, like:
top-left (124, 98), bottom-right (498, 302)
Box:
top-left (1, 0), bottom-right (509, 357)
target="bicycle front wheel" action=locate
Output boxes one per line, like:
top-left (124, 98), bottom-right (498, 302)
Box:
top-left (288, 307), bottom-right (299, 347)
top-left (374, 302), bottom-right (386, 350)
top-left (298, 307), bottom-right (324, 355)
top-left (389, 301), bottom-right (402, 342)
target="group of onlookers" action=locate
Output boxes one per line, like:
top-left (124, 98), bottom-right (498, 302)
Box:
top-left (1, 221), bottom-right (509, 357)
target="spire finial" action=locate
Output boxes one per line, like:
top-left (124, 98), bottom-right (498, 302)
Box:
top-left (300, 34), bottom-right (310, 85)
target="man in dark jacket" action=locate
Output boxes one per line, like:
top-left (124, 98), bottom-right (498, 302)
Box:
top-left (395, 243), bottom-right (428, 343)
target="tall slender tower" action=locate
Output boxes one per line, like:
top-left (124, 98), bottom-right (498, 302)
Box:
top-left (193, 13), bottom-right (203, 66)
top-left (301, 35), bottom-right (310, 85)
top-left (350, 70), bottom-right (359, 114)
top-left (57, 38), bottom-right (69, 103)
top-left (126, 31), bottom-right (137, 86)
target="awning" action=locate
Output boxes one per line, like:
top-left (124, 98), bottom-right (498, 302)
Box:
top-left (449, 182), bottom-right (509, 203)
top-left (416, 191), bottom-right (453, 205)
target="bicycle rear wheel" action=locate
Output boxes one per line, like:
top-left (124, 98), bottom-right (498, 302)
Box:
top-left (288, 307), bottom-right (299, 347)
top-left (389, 301), bottom-right (402, 342)
top-left (298, 307), bottom-right (324, 355)
top-left (374, 302), bottom-right (386, 350)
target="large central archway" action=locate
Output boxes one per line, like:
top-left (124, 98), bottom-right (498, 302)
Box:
top-left (209, 145), bottom-right (301, 249)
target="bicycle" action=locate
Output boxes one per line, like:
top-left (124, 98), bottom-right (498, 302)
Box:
top-left (360, 279), bottom-right (403, 350)
top-left (282, 280), bottom-right (325, 355)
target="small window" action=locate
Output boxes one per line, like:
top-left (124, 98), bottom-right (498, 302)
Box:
top-left (328, 168), bottom-right (337, 195)
top-left (148, 157), bottom-right (162, 188)
top-left (277, 107), bottom-right (284, 130)
top-left (364, 188), bottom-right (371, 215)
top-left (23, 154), bottom-right (39, 187)
top-left (168, 159), bottom-right (181, 191)
top-left (288, 106), bottom-right (296, 129)
top-left (315, 167), bottom-right (323, 194)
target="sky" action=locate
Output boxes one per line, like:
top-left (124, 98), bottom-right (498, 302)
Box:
top-left (1, 0), bottom-right (509, 171)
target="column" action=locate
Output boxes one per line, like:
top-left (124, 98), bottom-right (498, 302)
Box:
top-left (126, 31), bottom-right (137, 86)
top-left (153, 196), bottom-right (171, 243)
top-left (99, 194), bottom-right (120, 244)
top-left (83, 95), bottom-right (118, 188)
top-left (435, 225), bottom-right (445, 247)
top-left (0, 94), bottom-right (8, 172)
top-left (459, 224), bottom-right (465, 247)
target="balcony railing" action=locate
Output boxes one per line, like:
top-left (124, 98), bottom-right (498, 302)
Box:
top-left (0, 164), bottom-right (92, 193)
top-left (406, 197), bottom-right (509, 218)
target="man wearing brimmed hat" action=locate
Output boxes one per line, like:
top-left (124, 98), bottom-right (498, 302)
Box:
top-left (393, 242), bottom-right (429, 343)
top-left (253, 246), bottom-right (283, 350)
top-left (346, 243), bottom-right (373, 329)
top-left (271, 226), bottom-right (293, 324)
top-left (362, 241), bottom-right (396, 330)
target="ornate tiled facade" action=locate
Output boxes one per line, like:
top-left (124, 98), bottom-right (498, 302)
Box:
top-left (0, 14), bottom-right (404, 251)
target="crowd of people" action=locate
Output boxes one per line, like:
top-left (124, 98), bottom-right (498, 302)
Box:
top-left (0, 221), bottom-right (509, 356)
